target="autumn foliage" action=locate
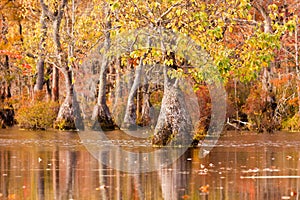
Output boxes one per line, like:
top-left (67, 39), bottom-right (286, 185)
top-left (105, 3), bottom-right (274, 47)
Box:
top-left (0, 0), bottom-right (300, 134)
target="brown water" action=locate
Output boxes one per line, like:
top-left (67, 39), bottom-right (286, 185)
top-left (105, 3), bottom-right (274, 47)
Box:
top-left (1, 129), bottom-right (300, 200)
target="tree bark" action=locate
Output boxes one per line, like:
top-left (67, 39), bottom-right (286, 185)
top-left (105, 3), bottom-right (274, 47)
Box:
top-left (92, 4), bottom-right (115, 130)
top-left (51, 66), bottom-right (59, 102)
top-left (34, 9), bottom-right (47, 92)
top-left (122, 57), bottom-right (144, 130)
top-left (112, 57), bottom-right (122, 113)
top-left (152, 66), bottom-right (193, 146)
top-left (39, 0), bottom-right (81, 130)
top-left (294, 16), bottom-right (300, 115)
top-left (254, 2), bottom-right (277, 132)
top-left (0, 15), bottom-right (11, 99)
top-left (52, 65), bottom-right (59, 102)
top-left (138, 74), bottom-right (152, 126)
top-left (56, 68), bottom-right (77, 129)
top-left (0, 15), bottom-right (14, 128)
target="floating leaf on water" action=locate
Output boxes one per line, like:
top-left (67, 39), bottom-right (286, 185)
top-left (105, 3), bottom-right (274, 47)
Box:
top-left (8, 194), bottom-right (16, 200)
top-left (96, 185), bottom-right (107, 190)
top-left (199, 184), bottom-right (209, 193)
top-left (290, 191), bottom-right (297, 196)
top-left (286, 155), bottom-right (292, 160)
top-left (181, 194), bottom-right (190, 199)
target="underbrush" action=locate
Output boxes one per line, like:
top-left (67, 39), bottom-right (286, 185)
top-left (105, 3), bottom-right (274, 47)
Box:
top-left (15, 93), bottom-right (59, 130)
top-left (282, 114), bottom-right (300, 132)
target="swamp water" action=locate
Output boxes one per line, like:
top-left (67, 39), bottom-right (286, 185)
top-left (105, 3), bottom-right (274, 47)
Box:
top-left (0, 129), bottom-right (300, 199)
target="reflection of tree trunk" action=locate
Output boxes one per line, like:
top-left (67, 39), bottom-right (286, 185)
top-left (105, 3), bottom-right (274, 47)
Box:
top-left (38, 157), bottom-right (45, 200)
top-left (158, 149), bottom-right (191, 200)
top-left (122, 58), bottom-right (144, 130)
top-left (52, 147), bottom-right (59, 200)
top-left (98, 152), bottom-right (108, 200)
top-left (0, 151), bottom-right (10, 198)
top-left (133, 174), bottom-right (145, 199)
top-left (92, 4), bottom-right (115, 131)
top-left (115, 148), bottom-right (121, 200)
top-left (66, 151), bottom-right (77, 200)
top-left (126, 152), bottom-right (145, 199)
top-left (297, 152), bottom-right (300, 198)
top-left (152, 66), bottom-right (193, 145)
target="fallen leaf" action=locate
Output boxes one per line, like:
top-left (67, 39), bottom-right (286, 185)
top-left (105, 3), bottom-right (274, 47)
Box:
top-left (199, 184), bottom-right (209, 193)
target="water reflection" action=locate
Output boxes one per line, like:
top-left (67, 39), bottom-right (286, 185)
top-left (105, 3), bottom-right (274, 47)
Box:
top-left (1, 129), bottom-right (300, 199)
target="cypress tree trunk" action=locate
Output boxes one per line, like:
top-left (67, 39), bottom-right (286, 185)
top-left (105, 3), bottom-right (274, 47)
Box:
top-left (56, 68), bottom-right (77, 130)
top-left (0, 15), bottom-right (14, 128)
top-left (4, 55), bottom-right (11, 99)
top-left (256, 3), bottom-right (277, 132)
top-left (122, 57), bottom-right (143, 130)
top-left (52, 65), bottom-right (59, 102)
top-left (92, 56), bottom-right (115, 130)
top-left (92, 4), bottom-right (115, 130)
top-left (34, 9), bottom-right (47, 92)
top-left (39, 0), bottom-right (81, 130)
top-left (294, 17), bottom-right (300, 115)
top-left (138, 76), bottom-right (152, 126)
top-left (113, 57), bottom-right (122, 113)
top-left (152, 66), bottom-right (193, 146)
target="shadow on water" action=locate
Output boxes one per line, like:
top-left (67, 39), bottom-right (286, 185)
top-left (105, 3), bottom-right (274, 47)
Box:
top-left (1, 129), bottom-right (300, 199)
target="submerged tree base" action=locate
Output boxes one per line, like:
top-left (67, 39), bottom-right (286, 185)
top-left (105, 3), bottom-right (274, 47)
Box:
top-left (92, 104), bottom-right (115, 131)
top-left (55, 101), bottom-right (77, 130)
top-left (152, 85), bottom-right (193, 146)
top-left (121, 123), bottom-right (138, 131)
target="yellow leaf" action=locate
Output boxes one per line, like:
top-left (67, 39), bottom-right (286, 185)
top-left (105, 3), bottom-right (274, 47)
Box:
top-left (247, 14), bottom-right (252, 21)
top-left (262, 62), bottom-right (268, 67)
